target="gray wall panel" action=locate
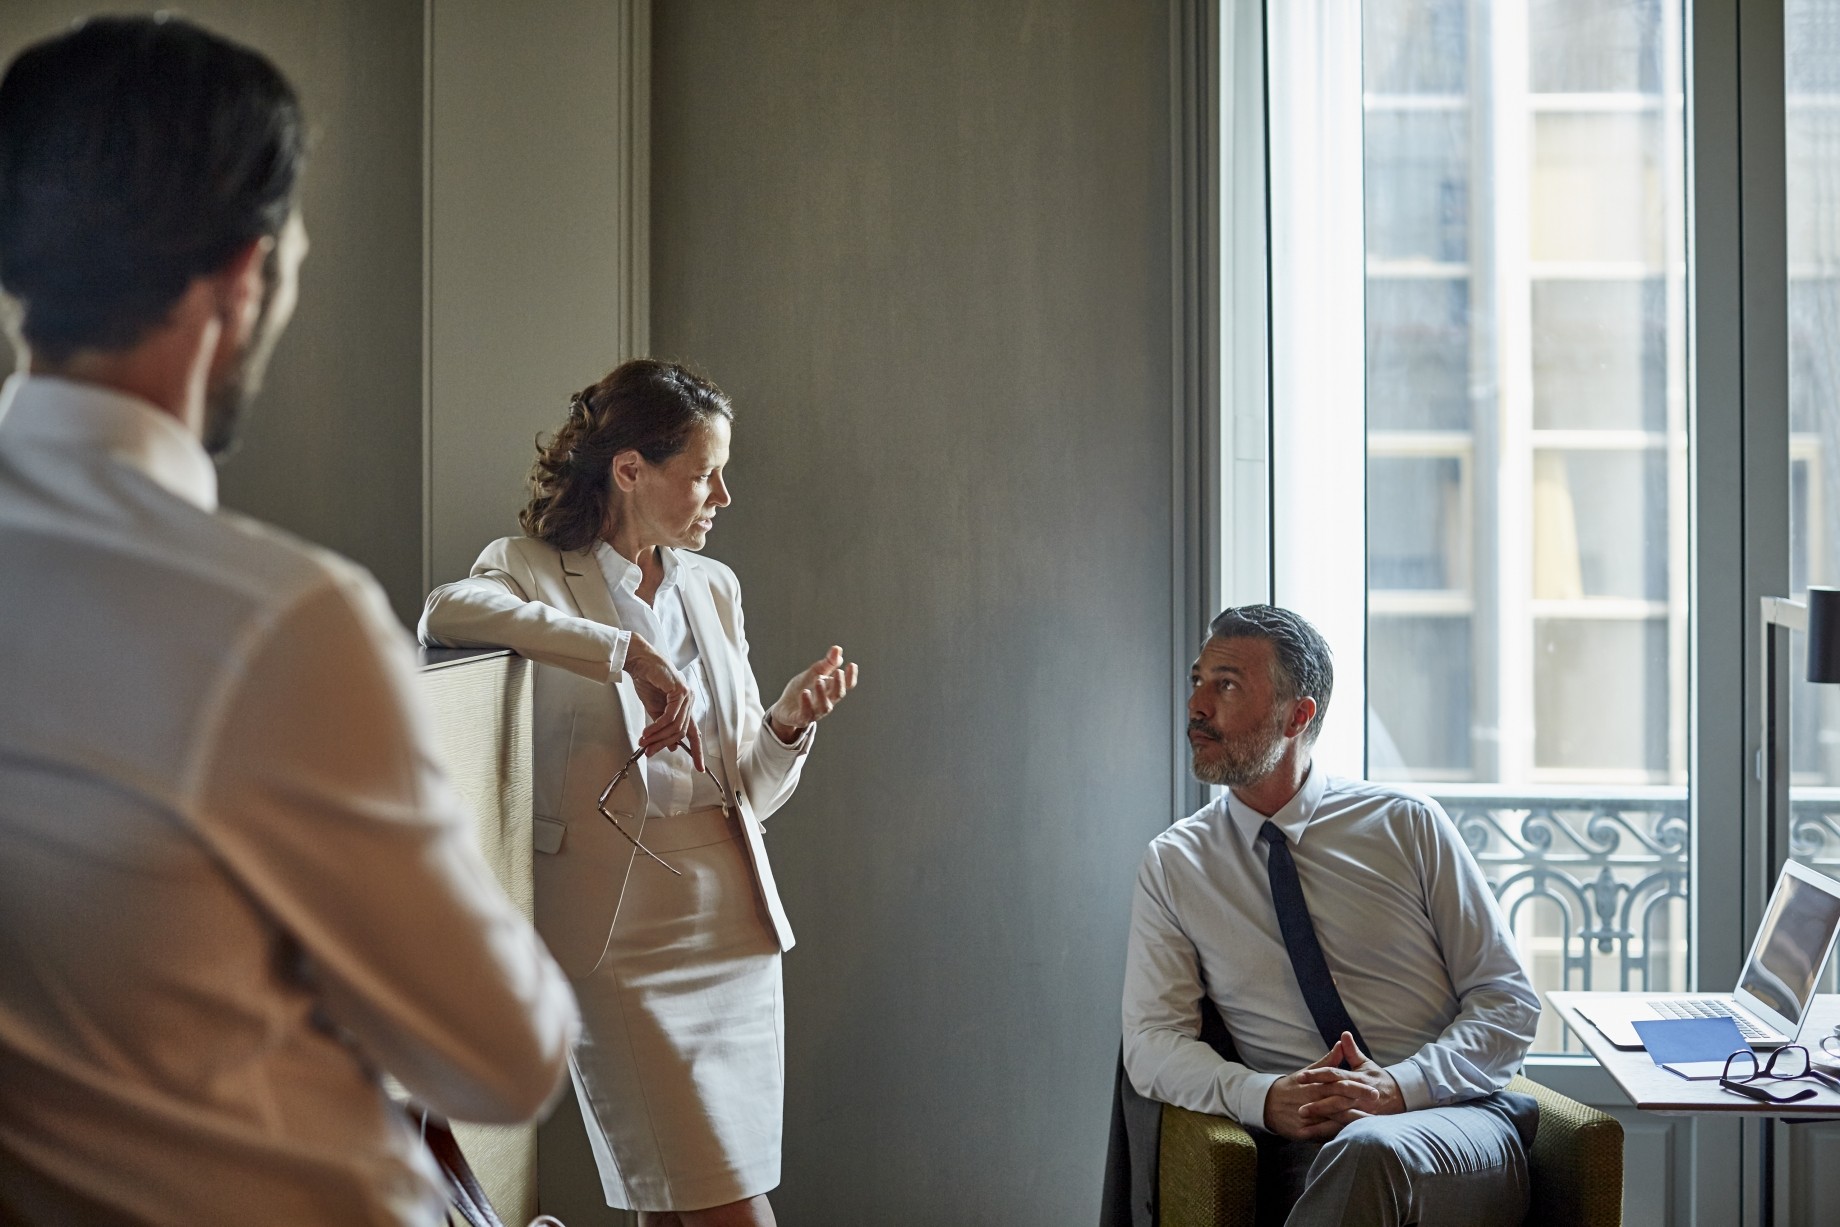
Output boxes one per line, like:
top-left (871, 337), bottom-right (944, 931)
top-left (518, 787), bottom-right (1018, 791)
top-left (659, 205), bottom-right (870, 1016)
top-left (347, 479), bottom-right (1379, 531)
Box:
top-left (427, 0), bottom-right (643, 590)
top-left (652, 3), bottom-right (1176, 1221)
top-left (1, 2), bottom-right (426, 623)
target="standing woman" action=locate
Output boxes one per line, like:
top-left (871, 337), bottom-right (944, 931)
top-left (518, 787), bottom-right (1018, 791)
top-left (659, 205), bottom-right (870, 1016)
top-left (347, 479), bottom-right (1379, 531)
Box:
top-left (420, 360), bottom-right (856, 1227)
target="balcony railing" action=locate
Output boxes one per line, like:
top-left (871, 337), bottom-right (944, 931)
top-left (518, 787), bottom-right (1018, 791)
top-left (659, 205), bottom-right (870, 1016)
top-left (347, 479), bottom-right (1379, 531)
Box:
top-left (1430, 784), bottom-right (1840, 1052)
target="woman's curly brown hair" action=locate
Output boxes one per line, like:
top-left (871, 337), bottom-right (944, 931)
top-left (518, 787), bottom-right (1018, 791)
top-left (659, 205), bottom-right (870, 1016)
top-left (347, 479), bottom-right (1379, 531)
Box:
top-left (520, 358), bottom-right (734, 553)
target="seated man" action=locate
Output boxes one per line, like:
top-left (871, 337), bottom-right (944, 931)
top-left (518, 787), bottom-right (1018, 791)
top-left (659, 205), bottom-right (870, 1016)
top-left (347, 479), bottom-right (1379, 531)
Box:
top-left (1122, 606), bottom-right (1539, 1227)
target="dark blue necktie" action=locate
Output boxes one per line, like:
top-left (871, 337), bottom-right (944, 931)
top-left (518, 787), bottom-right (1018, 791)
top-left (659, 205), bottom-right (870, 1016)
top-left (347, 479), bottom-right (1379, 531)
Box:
top-left (1260, 820), bottom-right (1368, 1056)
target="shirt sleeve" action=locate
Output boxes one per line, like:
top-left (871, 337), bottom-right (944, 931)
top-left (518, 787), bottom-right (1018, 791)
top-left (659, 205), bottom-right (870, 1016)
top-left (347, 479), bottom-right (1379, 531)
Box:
top-left (760, 714), bottom-right (815, 755)
top-left (1122, 846), bottom-right (1279, 1127)
top-left (196, 569), bottom-right (580, 1125)
top-left (1382, 801), bottom-right (1541, 1110)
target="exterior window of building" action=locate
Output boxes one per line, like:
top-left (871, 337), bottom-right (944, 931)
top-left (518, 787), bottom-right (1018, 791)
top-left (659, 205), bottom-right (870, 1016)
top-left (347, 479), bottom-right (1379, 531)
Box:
top-left (1362, 0), bottom-right (1686, 1052)
top-left (1788, 1), bottom-right (1840, 907)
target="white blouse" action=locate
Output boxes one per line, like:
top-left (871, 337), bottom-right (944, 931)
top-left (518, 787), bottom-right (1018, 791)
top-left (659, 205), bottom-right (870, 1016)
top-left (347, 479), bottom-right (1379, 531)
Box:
top-left (594, 541), bottom-right (733, 816)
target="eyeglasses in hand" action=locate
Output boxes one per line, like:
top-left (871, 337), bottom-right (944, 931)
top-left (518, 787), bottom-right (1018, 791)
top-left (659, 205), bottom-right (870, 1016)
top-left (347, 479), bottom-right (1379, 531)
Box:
top-left (596, 745), bottom-right (739, 878)
top-left (1719, 1046), bottom-right (1819, 1105)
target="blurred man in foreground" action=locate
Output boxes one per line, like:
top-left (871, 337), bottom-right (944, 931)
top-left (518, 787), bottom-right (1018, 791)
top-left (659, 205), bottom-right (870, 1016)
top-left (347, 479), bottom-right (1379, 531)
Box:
top-left (0, 16), bottom-right (577, 1224)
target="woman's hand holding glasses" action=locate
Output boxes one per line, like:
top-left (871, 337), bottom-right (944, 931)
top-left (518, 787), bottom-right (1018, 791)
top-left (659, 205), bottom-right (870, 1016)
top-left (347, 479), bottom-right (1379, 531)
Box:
top-left (623, 633), bottom-right (704, 769)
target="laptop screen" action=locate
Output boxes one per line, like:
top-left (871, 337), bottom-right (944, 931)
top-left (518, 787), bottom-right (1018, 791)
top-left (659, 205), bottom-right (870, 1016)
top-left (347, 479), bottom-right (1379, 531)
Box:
top-left (1737, 871), bottom-right (1840, 1022)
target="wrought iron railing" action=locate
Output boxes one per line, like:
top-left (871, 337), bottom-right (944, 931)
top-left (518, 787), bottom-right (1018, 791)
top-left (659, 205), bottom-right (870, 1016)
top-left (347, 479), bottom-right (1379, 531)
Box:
top-left (1432, 785), bottom-right (1689, 1053)
top-left (1791, 791), bottom-right (1840, 872)
top-left (1428, 784), bottom-right (1840, 1051)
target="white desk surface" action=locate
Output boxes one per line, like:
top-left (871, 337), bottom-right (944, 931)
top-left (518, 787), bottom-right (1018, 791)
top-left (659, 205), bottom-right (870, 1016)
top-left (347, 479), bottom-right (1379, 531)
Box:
top-left (1548, 990), bottom-right (1840, 1117)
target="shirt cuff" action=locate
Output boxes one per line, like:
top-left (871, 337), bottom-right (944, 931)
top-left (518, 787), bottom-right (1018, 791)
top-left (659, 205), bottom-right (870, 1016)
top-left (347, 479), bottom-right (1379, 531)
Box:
top-left (1232, 1070), bottom-right (1282, 1130)
top-left (1385, 1058), bottom-right (1432, 1112)
top-left (606, 628), bottom-right (631, 679)
top-left (762, 714), bottom-right (814, 755)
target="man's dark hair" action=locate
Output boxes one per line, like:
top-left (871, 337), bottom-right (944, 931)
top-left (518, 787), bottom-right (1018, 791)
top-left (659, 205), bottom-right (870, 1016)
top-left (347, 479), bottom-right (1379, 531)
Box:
top-left (1208, 604), bottom-right (1334, 743)
top-left (0, 15), bottom-right (305, 363)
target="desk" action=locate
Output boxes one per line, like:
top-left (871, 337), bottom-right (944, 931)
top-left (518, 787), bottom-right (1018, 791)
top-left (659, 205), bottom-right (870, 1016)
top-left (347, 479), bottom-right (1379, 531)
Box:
top-left (1551, 991), bottom-right (1840, 1223)
top-left (1548, 992), bottom-right (1840, 1117)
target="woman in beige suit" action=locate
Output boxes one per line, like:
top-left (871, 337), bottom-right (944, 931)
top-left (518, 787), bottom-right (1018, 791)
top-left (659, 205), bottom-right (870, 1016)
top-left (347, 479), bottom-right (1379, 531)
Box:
top-left (419, 359), bottom-right (856, 1227)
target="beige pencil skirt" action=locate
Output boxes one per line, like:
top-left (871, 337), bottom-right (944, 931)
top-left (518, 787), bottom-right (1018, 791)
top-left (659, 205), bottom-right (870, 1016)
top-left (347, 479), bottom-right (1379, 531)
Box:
top-left (567, 804), bottom-right (784, 1213)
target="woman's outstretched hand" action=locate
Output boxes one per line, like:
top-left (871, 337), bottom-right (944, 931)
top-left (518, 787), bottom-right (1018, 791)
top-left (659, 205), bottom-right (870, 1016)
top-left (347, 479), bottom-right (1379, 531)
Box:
top-left (624, 633), bottom-right (704, 769)
top-left (767, 646), bottom-right (858, 743)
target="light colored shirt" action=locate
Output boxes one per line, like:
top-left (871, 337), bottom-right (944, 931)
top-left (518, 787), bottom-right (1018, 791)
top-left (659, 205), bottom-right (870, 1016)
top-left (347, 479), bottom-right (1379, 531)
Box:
top-left (594, 541), bottom-right (731, 815)
top-left (592, 542), bottom-right (807, 817)
top-left (0, 374), bottom-right (579, 1227)
top-left (1122, 767), bottom-right (1539, 1128)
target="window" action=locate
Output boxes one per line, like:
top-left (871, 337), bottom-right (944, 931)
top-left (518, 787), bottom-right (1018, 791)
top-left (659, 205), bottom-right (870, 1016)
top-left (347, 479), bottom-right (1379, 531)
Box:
top-left (1270, 0), bottom-right (1689, 1053)
top-left (1787, 0), bottom-right (1840, 887)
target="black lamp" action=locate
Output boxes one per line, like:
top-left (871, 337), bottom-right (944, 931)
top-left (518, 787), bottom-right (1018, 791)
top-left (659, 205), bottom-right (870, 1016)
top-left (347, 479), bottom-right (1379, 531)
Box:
top-left (1760, 590), bottom-right (1840, 889)
top-left (1806, 587), bottom-right (1840, 684)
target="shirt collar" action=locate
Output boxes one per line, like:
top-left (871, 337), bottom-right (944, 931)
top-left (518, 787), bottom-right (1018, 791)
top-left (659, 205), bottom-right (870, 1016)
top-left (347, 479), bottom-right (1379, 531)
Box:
top-left (1224, 763), bottom-right (1327, 850)
top-left (0, 373), bottom-right (217, 511)
top-left (593, 540), bottom-right (682, 597)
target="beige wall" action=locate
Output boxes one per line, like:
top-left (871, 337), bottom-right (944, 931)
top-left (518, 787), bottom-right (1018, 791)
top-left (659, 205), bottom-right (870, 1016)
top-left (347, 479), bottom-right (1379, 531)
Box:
top-left (651, 3), bottom-right (1177, 1221)
top-left (426, 0), bottom-right (647, 592)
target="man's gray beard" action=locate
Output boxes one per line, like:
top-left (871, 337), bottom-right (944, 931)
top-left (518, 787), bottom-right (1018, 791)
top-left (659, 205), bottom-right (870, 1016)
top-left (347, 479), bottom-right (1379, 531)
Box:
top-left (1190, 723), bottom-right (1287, 787)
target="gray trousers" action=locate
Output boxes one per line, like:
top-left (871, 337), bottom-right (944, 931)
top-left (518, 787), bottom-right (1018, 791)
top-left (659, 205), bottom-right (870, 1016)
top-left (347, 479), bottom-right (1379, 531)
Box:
top-left (1252, 1094), bottom-right (1534, 1227)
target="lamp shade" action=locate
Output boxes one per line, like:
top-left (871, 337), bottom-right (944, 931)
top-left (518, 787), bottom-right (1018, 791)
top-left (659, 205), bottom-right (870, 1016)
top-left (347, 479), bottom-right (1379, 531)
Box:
top-left (1809, 587), bottom-right (1840, 684)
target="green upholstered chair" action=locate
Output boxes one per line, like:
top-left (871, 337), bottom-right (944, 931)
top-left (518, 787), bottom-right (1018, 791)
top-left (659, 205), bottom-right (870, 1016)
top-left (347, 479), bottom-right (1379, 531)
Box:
top-left (1157, 1075), bottom-right (1625, 1227)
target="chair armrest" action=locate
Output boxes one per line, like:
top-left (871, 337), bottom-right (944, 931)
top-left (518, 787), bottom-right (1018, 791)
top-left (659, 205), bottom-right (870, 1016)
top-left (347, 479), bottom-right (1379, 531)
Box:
top-left (1510, 1074), bottom-right (1624, 1227)
top-left (1158, 1103), bottom-right (1259, 1227)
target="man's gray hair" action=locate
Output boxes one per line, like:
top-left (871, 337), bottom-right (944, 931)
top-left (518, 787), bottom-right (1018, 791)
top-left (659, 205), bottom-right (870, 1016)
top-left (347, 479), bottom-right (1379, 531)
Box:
top-left (1207, 605), bottom-right (1333, 744)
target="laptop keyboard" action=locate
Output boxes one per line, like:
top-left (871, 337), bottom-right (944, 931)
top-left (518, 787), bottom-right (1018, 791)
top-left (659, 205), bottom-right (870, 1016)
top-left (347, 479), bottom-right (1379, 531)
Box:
top-left (1650, 997), bottom-right (1771, 1040)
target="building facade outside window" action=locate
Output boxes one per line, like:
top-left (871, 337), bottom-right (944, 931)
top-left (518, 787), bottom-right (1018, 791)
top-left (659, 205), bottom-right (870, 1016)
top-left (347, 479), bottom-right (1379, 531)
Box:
top-left (1362, 0), bottom-right (1689, 1052)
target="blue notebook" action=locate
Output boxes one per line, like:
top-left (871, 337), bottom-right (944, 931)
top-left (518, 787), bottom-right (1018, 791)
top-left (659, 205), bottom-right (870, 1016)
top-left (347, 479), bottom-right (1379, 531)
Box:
top-left (1632, 1016), bottom-right (1749, 1080)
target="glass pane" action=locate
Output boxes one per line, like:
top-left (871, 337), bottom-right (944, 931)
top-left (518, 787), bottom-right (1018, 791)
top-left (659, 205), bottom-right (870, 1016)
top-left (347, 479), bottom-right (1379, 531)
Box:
top-left (1531, 114), bottom-right (1666, 266)
top-left (1787, 0), bottom-right (1840, 854)
top-left (1789, 279), bottom-right (1840, 436)
top-left (1363, 0), bottom-right (1687, 1052)
top-left (1370, 616), bottom-right (1473, 776)
top-left (1369, 455), bottom-right (1468, 590)
top-left (1531, 279), bottom-right (1668, 431)
top-left (1533, 619), bottom-right (1671, 775)
top-left (1365, 0), bottom-right (1467, 95)
top-left (1528, 0), bottom-right (1665, 94)
top-left (1368, 278), bottom-right (1472, 431)
top-left (1531, 450), bottom-right (1668, 600)
top-left (1365, 110), bottom-right (1470, 262)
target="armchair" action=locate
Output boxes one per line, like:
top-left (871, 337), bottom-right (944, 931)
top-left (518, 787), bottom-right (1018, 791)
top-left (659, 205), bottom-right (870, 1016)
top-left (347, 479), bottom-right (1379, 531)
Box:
top-left (1157, 1075), bottom-right (1624, 1227)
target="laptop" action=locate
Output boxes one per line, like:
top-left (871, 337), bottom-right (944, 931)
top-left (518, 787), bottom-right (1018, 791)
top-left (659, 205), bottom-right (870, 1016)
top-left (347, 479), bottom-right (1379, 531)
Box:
top-left (1574, 859), bottom-right (1840, 1050)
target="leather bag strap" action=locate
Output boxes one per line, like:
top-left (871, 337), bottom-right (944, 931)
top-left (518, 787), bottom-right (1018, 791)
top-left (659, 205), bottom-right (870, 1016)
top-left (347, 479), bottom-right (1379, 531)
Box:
top-left (410, 1108), bottom-right (508, 1227)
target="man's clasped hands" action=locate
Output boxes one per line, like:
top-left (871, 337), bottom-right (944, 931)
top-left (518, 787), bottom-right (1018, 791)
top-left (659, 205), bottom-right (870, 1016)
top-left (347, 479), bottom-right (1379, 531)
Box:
top-left (1262, 1032), bottom-right (1409, 1141)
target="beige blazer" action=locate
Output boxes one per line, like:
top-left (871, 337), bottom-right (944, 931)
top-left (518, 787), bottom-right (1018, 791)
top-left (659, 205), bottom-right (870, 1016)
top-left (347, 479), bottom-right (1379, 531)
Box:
top-left (419, 535), bottom-right (808, 978)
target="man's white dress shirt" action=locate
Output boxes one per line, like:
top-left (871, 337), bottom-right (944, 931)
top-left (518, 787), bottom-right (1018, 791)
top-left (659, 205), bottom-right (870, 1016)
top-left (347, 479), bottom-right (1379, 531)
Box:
top-left (0, 375), bottom-right (580, 1226)
top-left (1122, 767), bottom-right (1539, 1129)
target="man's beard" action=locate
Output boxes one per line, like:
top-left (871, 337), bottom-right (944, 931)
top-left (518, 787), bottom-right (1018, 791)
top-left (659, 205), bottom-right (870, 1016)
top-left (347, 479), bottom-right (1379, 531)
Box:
top-left (202, 250), bottom-right (283, 460)
top-left (1189, 711), bottom-right (1289, 787)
